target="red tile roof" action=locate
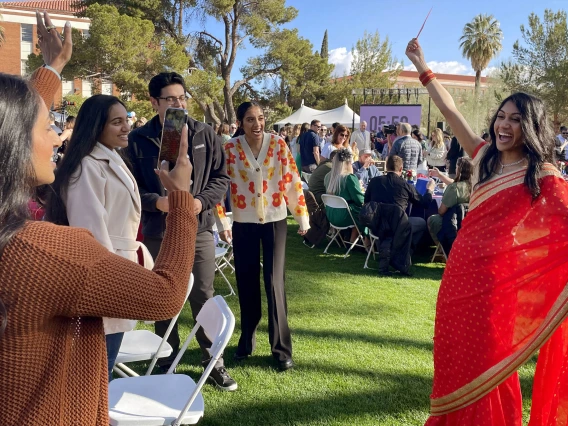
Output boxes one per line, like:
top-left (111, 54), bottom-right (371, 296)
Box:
top-left (2, 0), bottom-right (84, 14)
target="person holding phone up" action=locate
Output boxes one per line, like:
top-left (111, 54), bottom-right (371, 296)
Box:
top-left (127, 73), bottom-right (236, 391)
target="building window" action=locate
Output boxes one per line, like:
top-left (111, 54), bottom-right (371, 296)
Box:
top-left (82, 79), bottom-right (92, 98)
top-left (62, 80), bottom-right (74, 96)
top-left (21, 60), bottom-right (28, 76)
top-left (21, 24), bottom-right (33, 42)
top-left (82, 29), bottom-right (90, 39)
top-left (101, 81), bottom-right (113, 95)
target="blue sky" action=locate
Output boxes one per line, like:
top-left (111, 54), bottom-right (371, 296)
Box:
top-left (183, 0), bottom-right (567, 80)
top-left (4, 0), bottom-right (566, 79)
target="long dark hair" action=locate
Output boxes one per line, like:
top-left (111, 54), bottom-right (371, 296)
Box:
top-left (45, 95), bottom-right (126, 225)
top-left (0, 74), bottom-right (38, 253)
top-left (455, 157), bottom-right (473, 194)
top-left (479, 93), bottom-right (556, 200)
top-left (232, 101), bottom-right (261, 138)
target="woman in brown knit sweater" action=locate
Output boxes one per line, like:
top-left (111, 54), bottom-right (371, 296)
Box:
top-left (0, 12), bottom-right (197, 426)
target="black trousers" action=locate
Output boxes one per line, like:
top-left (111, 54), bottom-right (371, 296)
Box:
top-left (232, 219), bottom-right (292, 362)
top-left (145, 231), bottom-right (223, 368)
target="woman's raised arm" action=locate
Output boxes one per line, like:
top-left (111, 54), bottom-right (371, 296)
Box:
top-left (405, 38), bottom-right (483, 158)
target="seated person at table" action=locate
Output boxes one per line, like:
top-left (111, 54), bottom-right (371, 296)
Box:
top-left (352, 149), bottom-right (381, 187)
top-left (365, 155), bottom-right (435, 250)
top-left (427, 157), bottom-right (473, 245)
top-left (324, 148), bottom-right (367, 243)
top-left (308, 151), bottom-right (336, 205)
top-left (321, 124), bottom-right (350, 159)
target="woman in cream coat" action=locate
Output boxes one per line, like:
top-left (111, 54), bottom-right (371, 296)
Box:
top-left (46, 95), bottom-right (152, 381)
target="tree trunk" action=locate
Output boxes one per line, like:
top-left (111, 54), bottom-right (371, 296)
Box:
top-left (223, 78), bottom-right (236, 124)
top-left (474, 69), bottom-right (481, 134)
top-left (474, 70), bottom-right (481, 97)
top-left (177, 0), bottom-right (183, 38)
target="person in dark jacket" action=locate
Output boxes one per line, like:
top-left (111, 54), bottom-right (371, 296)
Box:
top-left (446, 135), bottom-right (465, 178)
top-left (365, 155), bottom-right (435, 250)
top-left (299, 120), bottom-right (321, 173)
top-left (127, 72), bottom-right (236, 390)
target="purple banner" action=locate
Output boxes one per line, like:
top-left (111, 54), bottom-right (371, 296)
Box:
top-left (359, 104), bottom-right (422, 132)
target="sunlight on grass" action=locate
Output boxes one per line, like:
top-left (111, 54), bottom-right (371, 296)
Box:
top-left (133, 219), bottom-right (536, 425)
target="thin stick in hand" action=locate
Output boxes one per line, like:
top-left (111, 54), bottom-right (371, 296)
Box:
top-left (416, 7), bottom-right (433, 39)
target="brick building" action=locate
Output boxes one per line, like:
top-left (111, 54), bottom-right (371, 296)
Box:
top-left (0, 0), bottom-right (117, 107)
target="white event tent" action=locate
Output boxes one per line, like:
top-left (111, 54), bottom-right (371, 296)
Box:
top-left (275, 99), bottom-right (360, 128)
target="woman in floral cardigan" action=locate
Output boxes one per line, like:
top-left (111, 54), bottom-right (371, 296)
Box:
top-left (217, 101), bottom-right (308, 371)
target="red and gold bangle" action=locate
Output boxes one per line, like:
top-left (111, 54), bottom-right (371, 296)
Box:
top-left (419, 69), bottom-right (436, 86)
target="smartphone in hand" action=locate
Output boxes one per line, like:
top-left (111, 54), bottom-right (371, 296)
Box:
top-left (159, 107), bottom-right (187, 168)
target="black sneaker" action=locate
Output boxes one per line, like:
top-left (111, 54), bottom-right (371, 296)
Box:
top-left (207, 366), bottom-right (238, 391)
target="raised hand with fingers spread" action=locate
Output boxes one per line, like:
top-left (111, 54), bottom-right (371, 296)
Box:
top-left (35, 11), bottom-right (73, 75)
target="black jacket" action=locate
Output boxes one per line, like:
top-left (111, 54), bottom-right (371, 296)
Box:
top-left (359, 201), bottom-right (412, 274)
top-left (127, 114), bottom-right (229, 237)
top-left (446, 137), bottom-right (464, 175)
top-left (437, 203), bottom-right (468, 256)
top-left (364, 172), bottom-right (432, 212)
top-left (302, 189), bottom-right (329, 247)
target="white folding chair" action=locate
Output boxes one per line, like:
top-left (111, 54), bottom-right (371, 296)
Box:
top-left (108, 295), bottom-right (235, 426)
top-left (113, 274), bottom-right (194, 378)
top-left (215, 241), bottom-right (236, 297)
top-left (431, 242), bottom-right (447, 263)
top-left (363, 231), bottom-right (380, 269)
top-left (321, 194), bottom-right (367, 258)
top-left (303, 172), bottom-right (312, 184)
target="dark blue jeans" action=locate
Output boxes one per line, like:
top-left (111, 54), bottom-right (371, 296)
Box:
top-left (106, 332), bottom-right (124, 382)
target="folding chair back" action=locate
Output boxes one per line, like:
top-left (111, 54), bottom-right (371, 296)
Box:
top-left (321, 194), bottom-right (367, 258)
top-left (108, 295), bottom-right (235, 426)
top-left (113, 274), bottom-right (194, 377)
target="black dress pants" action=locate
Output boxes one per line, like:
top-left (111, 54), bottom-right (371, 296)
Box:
top-left (232, 219), bottom-right (292, 362)
top-left (145, 231), bottom-right (223, 368)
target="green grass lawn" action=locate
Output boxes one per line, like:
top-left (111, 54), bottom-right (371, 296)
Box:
top-left (134, 219), bottom-right (537, 425)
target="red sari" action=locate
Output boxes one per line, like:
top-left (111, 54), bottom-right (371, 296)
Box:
top-left (426, 159), bottom-right (568, 425)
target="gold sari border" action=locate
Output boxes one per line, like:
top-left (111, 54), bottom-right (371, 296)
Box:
top-left (468, 163), bottom-right (561, 212)
top-left (430, 282), bottom-right (568, 415)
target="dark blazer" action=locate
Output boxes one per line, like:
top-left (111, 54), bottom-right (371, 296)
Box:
top-left (127, 114), bottom-right (229, 237)
top-left (359, 201), bottom-right (412, 274)
top-left (437, 203), bottom-right (468, 256)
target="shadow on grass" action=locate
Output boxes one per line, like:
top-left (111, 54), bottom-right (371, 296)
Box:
top-left (291, 328), bottom-right (433, 352)
top-left (200, 370), bottom-right (433, 426)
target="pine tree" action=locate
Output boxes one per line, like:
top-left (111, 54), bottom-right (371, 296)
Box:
top-left (320, 30), bottom-right (328, 61)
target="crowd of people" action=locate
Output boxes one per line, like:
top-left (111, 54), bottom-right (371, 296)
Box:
top-left (1, 10), bottom-right (568, 426)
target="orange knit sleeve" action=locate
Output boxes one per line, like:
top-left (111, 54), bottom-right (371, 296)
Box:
top-left (29, 67), bottom-right (61, 108)
top-left (11, 191), bottom-right (197, 322)
top-left (76, 190), bottom-right (197, 320)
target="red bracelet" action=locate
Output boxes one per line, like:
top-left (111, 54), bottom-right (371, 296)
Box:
top-left (419, 69), bottom-right (436, 86)
top-left (419, 69), bottom-right (433, 83)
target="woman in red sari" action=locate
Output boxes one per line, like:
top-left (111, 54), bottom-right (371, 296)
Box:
top-left (406, 38), bottom-right (568, 426)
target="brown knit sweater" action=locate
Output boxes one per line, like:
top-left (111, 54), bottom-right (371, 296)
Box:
top-left (0, 181), bottom-right (196, 425)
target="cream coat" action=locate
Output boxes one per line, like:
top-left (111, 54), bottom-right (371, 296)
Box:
top-left (64, 143), bottom-right (153, 334)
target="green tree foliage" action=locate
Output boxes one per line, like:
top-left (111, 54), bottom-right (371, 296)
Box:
top-left (76, 0), bottom-right (195, 46)
top-left (190, 0), bottom-right (299, 124)
top-left (347, 30), bottom-right (401, 112)
top-left (320, 30), bottom-right (328, 61)
top-left (60, 94), bottom-right (88, 116)
top-left (250, 29), bottom-right (334, 110)
top-left (499, 9), bottom-right (568, 126)
top-left (459, 14), bottom-right (503, 95)
top-left (33, 4), bottom-right (189, 99)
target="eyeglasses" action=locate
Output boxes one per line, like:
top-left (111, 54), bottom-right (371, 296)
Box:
top-left (563, 132), bottom-right (568, 135)
top-left (155, 95), bottom-right (187, 104)
top-left (338, 133), bottom-right (348, 137)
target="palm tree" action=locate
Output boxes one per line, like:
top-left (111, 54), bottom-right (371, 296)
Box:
top-left (459, 14), bottom-right (503, 95)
